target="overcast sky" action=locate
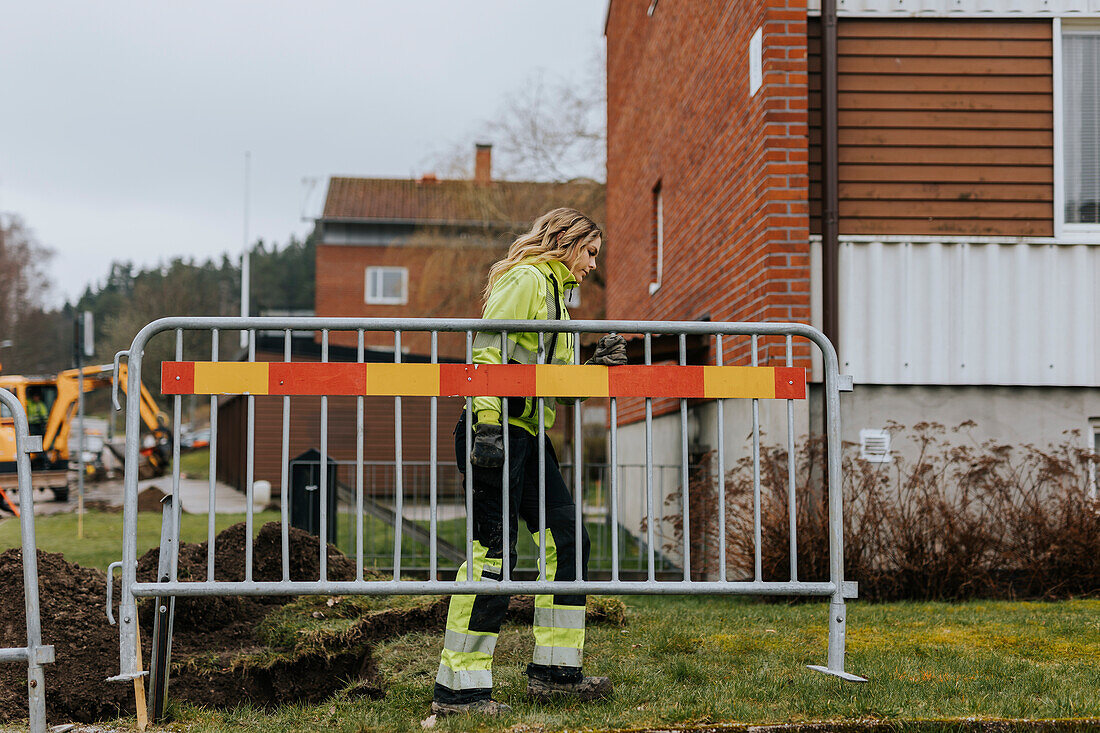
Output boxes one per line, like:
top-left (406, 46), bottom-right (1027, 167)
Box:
top-left (0, 1), bottom-right (607, 305)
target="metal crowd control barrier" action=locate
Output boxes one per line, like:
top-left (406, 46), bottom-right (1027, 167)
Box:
top-left (112, 317), bottom-right (865, 701)
top-left (0, 388), bottom-right (55, 733)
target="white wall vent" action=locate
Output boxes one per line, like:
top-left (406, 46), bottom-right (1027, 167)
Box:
top-left (859, 429), bottom-right (892, 463)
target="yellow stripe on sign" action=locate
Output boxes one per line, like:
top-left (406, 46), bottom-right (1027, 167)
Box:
top-left (194, 362), bottom-right (269, 395)
top-left (703, 366), bottom-right (776, 399)
top-left (535, 365), bottom-right (609, 398)
top-left (364, 363), bottom-right (441, 396)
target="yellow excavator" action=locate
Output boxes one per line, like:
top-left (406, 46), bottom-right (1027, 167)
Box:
top-left (0, 364), bottom-right (171, 509)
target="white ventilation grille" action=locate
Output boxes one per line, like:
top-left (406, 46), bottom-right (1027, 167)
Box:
top-left (859, 429), bottom-right (892, 463)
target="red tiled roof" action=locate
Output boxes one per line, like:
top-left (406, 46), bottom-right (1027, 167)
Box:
top-left (321, 177), bottom-right (604, 225)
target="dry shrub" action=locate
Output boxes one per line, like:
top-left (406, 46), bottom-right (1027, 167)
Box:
top-left (666, 422), bottom-right (1100, 601)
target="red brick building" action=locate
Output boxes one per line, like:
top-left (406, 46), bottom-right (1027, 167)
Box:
top-left (605, 1), bottom-right (1100, 564)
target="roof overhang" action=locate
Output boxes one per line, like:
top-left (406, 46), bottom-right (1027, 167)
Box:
top-left (807, 0), bottom-right (1100, 16)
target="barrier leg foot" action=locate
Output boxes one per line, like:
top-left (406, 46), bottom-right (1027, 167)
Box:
top-left (807, 597), bottom-right (867, 682)
top-left (806, 664), bottom-right (867, 682)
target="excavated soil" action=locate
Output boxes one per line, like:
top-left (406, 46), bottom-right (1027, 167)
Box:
top-left (0, 523), bottom-right (429, 723)
top-left (0, 521), bottom-right (627, 724)
top-left (0, 548), bottom-right (142, 723)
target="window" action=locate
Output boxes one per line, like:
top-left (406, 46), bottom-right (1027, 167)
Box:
top-left (365, 267), bottom-right (408, 305)
top-left (749, 27), bottom-right (763, 96)
top-left (1059, 25), bottom-right (1100, 232)
top-left (649, 181), bottom-right (663, 295)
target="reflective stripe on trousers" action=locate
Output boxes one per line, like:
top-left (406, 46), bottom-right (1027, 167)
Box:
top-left (532, 528), bottom-right (585, 668)
top-left (435, 541), bottom-right (505, 692)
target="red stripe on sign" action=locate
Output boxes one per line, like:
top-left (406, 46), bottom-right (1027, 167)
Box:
top-left (773, 367), bottom-right (806, 399)
top-left (608, 365), bottom-right (705, 398)
top-left (162, 362), bottom-right (195, 395)
top-left (439, 364), bottom-right (536, 397)
top-left (269, 363), bottom-right (364, 395)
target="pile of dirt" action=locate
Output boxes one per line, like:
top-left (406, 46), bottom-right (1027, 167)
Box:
top-left (0, 522), bottom-right (629, 724)
top-left (134, 522), bottom-right (384, 710)
top-left (0, 523), bottom-right (379, 723)
top-left (0, 548), bottom-right (140, 723)
top-left (135, 485), bottom-right (167, 513)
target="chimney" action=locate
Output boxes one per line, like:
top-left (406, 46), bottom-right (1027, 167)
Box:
top-left (474, 143), bottom-right (492, 185)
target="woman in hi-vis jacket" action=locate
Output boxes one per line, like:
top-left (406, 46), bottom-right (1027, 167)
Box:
top-left (431, 208), bottom-right (627, 718)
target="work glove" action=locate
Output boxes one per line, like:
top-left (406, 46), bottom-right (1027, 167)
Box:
top-left (470, 422), bottom-right (505, 468)
top-left (587, 333), bottom-right (627, 366)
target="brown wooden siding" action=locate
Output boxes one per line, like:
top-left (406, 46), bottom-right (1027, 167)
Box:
top-left (216, 347), bottom-right (466, 498)
top-left (808, 19), bottom-right (1054, 236)
top-left (216, 392), bottom-right (466, 498)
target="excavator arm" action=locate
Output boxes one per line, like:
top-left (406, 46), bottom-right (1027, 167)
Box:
top-left (42, 364), bottom-right (171, 475)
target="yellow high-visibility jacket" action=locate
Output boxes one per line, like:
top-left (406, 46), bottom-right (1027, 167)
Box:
top-left (472, 259), bottom-right (577, 435)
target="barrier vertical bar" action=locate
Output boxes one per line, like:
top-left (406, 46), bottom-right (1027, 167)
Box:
top-left (207, 329), bottom-right (219, 582)
top-left (245, 330), bottom-right (256, 583)
top-left (679, 333), bottom-right (691, 581)
top-left (500, 331), bottom-right (511, 582)
top-left (393, 331), bottom-right (403, 579)
top-left (281, 330), bottom-right (291, 582)
top-left (1, 388), bottom-right (53, 733)
top-left (826, 338), bottom-right (847, 673)
top-left (537, 332), bottom-right (547, 579)
top-left (429, 331), bottom-right (438, 580)
top-left (103, 328), bottom-right (186, 677)
top-left (464, 331), bottom-right (473, 581)
top-left (573, 329), bottom-right (583, 580)
top-left (806, 327), bottom-right (865, 681)
top-left (751, 334), bottom-right (762, 582)
top-left (786, 335), bottom-right (797, 582)
top-left (357, 330), bottom-right (365, 582)
top-left (644, 333), bottom-right (655, 581)
top-left (609, 397), bottom-right (620, 582)
top-left (170, 330), bottom-right (183, 583)
top-left (319, 330), bottom-right (330, 581)
top-left (715, 334), bottom-right (727, 582)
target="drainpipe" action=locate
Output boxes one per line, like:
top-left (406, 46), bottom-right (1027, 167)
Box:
top-left (819, 0), bottom-right (841, 480)
top-left (821, 0), bottom-right (840, 352)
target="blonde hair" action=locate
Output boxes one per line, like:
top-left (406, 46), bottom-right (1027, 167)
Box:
top-left (483, 208), bottom-right (602, 301)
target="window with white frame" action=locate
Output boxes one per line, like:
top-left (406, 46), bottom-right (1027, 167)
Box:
top-left (649, 181), bottom-right (663, 295)
top-left (365, 266), bottom-right (408, 305)
top-left (1061, 28), bottom-right (1100, 229)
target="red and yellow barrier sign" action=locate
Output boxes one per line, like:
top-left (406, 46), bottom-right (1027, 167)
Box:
top-left (162, 362), bottom-right (806, 400)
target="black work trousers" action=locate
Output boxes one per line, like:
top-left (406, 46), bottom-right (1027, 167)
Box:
top-left (433, 416), bottom-right (591, 704)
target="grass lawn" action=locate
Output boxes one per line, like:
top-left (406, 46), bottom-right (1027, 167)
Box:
top-left (157, 596), bottom-right (1098, 732)
top-left (3, 512), bottom-right (1098, 731)
top-left (0, 509), bottom-right (281, 572)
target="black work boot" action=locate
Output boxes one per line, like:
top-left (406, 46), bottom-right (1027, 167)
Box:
top-left (429, 698), bottom-right (511, 717)
top-left (526, 664), bottom-right (613, 701)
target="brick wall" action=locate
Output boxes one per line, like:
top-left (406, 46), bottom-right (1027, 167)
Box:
top-left (606, 0), bottom-right (812, 423)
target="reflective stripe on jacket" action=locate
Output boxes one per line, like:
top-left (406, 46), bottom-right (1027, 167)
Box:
top-left (472, 259), bottom-right (577, 435)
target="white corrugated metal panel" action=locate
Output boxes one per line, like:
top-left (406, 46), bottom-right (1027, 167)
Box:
top-left (808, 0), bottom-right (1100, 15)
top-left (839, 239), bottom-right (1100, 385)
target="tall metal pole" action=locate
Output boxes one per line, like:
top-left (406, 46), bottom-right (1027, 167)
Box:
top-left (240, 151), bottom-right (251, 349)
top-left (76, 316), bottom-right (85, 537)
